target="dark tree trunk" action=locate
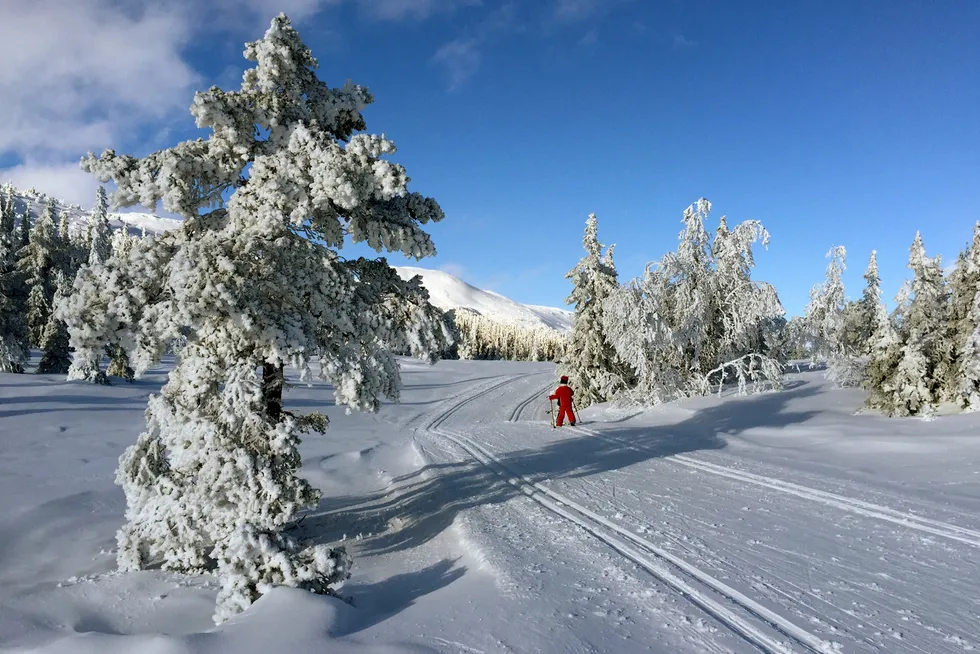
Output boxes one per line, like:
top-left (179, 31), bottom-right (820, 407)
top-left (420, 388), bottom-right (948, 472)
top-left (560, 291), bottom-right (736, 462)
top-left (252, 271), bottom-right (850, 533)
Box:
top-left (262, 362), bottom-right (284, 422)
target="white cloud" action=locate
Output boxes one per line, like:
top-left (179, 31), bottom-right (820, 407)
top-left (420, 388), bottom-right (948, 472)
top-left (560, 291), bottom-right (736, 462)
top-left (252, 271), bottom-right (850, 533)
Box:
top-left (0, 0), bottom-right (198, 159)
top-left (1, 162), bottom-right (103, 209)
top-left (0, 0), bottom-right (476, 202)
top-left (431, 38), bottom-right (482, 90)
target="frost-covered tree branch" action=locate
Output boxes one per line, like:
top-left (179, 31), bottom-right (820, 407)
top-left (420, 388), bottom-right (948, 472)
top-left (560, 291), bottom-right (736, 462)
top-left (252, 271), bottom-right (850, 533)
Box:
top-left (64, 14), bottom-right (448, 623)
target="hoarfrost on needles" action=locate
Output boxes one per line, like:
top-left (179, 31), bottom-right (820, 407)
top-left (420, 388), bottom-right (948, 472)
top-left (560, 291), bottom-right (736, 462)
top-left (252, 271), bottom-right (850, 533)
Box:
top-left (63, 14), bottom-right (449, 623)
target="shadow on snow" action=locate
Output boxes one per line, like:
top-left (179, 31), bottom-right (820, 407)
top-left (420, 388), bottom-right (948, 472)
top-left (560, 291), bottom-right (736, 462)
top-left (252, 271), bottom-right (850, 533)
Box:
top-left (296, 383), bottom-right (823, 616)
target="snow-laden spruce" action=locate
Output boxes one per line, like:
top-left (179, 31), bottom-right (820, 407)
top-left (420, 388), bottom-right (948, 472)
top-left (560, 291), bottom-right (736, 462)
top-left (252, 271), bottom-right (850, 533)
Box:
top-left (37, 272), bottom-right (73, 374)
top-left (0, 185), bottom-right (29, 372)
top-left (952, 223), bottom-right (980, 410)
top-left (64, 15), bottom-right (449, 623)
top-left (804, 246), bottom-right (850, 379)
top-left (88, 186), bottom-right (112, 267)
top-left (603, 198), bottom-right (784, 404)
top-left (61, 186), bottom-right (116, 383)
top-left (18, 200), bottom-right (60, 347)
top-left (560, 213), bottom-right (631, 406)
top-left (867, 232), bottom-right (952, 416)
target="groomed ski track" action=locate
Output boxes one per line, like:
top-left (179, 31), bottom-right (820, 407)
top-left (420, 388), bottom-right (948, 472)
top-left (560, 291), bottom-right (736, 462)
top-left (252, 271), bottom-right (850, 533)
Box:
top-left (419, 372), bottom-right (836, 654)
top-left (413, 369), bottom-right (980, 653)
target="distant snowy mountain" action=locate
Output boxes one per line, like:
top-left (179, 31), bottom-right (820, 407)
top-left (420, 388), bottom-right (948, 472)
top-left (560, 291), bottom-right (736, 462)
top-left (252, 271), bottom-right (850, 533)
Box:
top-left (3, 186), bottom-right (183, 237)
top-left (395, 266), bottom-right (573, 332)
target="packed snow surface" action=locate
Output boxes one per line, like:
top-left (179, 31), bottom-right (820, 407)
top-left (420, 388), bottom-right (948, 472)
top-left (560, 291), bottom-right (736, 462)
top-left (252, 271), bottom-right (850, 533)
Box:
top-left (395, 266), bottom-right (573, 332)
top-left (2, 361), bottom-right (980, 652)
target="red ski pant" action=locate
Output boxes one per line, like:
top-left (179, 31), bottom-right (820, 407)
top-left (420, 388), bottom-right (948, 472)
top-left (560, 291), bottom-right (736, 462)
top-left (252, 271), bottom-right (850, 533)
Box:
top-left (556, 406), bottom-right (576, 426)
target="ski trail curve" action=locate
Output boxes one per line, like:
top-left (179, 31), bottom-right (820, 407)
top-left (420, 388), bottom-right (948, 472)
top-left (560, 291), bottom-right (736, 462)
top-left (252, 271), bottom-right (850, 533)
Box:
top-left (429, 423), bottom-right (840, 654)
top-left (509, 382), bottom-right (554, 423)
top-left (571, 425), bottom-right (980, 549)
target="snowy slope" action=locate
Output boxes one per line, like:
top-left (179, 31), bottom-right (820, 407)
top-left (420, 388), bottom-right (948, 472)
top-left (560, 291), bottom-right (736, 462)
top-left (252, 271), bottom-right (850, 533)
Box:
top-left (4, 186), bottom-right (183, 237)
top-left (395, 266), bottom-right (573, 332)
top-left (3, 360), bottom-right (980, 653)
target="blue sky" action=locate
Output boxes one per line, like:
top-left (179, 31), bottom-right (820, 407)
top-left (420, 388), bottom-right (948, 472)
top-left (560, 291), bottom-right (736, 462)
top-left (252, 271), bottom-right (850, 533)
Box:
top-left (2, 0), bottom-right (979, 317)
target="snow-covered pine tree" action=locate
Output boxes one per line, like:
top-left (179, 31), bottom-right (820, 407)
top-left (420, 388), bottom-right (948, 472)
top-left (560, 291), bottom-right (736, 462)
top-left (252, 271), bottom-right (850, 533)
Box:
top-left (17, 199), bottom-right (59, 346)
top-left (18, 205), bottom-right (30, 250)
top-left (862, 253), bottom-right (904, 412)
top-left (804, 246), bottom-right (847, 361)
top-left (883, 233), bottom-right (951, 415)
top-left (952, 223), bottom-right (980, 409)
top-left (958, 290), bottom-right (980, 411)
top-left (560, 213), bottom-right (630, 406)
top-left (603, 198), bottom-right (783, 404)
top-left (59, 187), bottom-right (116, 384)
top-left (853, 251), bottom-right (883, 354)
top-left (37, 272), bottom-right (73, 374)
top-left (65, 15), bottom-right (449, 623)
top-left (58, 211), bottom-right (69, 243)
top-left (0, 186), bottom-right (29, 372)
top-left (89, 187), bottom-right (112, 267)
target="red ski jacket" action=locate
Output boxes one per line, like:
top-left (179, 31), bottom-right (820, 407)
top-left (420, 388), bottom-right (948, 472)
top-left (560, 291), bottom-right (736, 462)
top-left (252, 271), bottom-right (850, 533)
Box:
top-left (549, 385), bottom-right (574, 407)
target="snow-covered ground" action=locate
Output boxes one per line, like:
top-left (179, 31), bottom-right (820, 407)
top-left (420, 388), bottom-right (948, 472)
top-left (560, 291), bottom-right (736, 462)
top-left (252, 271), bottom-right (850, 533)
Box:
top-left (395, 266), bottom-right (573, 332)
top-left (2, 361), bottom-right (980, 653)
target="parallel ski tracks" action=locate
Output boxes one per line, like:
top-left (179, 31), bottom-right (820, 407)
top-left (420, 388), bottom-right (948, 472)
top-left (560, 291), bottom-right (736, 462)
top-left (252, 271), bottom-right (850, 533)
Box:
top-left (420, 377), bottom-right (837, 654)
top-left (508, 382), bottom-right (554, 423)
top-left (571, 425), bottom-right (980, 549)
top-left (431, 425), bottom-right (838, 654)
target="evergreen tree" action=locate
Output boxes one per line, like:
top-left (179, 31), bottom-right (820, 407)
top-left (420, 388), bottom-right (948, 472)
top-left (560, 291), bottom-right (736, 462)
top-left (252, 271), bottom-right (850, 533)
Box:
top-left (804, 246), bottom-right (847, 362)
top-left (883, 233), bottom-right (951, 415)
top-left (953, 223), bottom-right (980, 409)
top-left (37, 272), bottom-right (72, 374)
top-left (560, 213), bottom-right (630, 407)
top-left (18, 205), bottom-right (31, 250)
top-left (17, 200), bottom-right (59, 346)
top-left (60, 187), bottom-right (116, 384)
top-left (89, 186), bottom-right (113, 267)
top-left (65, 15), bottom-right (449, 623)
top-left (603, 198), bottom-right (783, 404)
top-left (0, 187), bottom-right (29, 372)
top-left (58, 211), bottom-right (69, 242)
top-left (852, 250), bottom-right (884, 355)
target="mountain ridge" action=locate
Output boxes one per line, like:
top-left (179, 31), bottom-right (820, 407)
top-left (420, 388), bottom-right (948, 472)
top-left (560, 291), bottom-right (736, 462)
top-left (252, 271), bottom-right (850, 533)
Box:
top-left (395, 266), bottom-right (573, 333)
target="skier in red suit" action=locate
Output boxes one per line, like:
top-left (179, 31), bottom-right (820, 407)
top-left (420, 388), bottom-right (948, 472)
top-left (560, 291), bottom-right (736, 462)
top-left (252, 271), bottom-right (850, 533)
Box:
top-left (549, 376), bottom-right (577, 427)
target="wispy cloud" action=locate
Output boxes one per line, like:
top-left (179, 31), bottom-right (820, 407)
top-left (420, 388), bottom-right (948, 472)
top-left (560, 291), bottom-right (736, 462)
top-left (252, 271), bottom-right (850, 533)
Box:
top-left (431, 38), bottom-right (483, 90)
top-left (553, 0), bottom-right (601, 22)
top-left (362, 0), bottom-right (482, 21)
top-left (1, 162), bottom-right (103, 209)
top-left (578, 28), bottom-right (598, 46)
top-left (673, 33), bottom-right (697, 49)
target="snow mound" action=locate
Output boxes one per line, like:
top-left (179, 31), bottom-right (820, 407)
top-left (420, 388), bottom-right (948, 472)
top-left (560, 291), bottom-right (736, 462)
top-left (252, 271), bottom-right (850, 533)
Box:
top-left (395, 266), bottom-right (572, 332)
top-left (3, 186), bottom-right (183, 237)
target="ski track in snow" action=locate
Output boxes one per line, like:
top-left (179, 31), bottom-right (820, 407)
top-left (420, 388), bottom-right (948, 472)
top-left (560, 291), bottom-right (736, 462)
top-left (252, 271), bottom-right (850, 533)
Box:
top-left (573, 425), bottom-right (980, 548)
top-left (415, 373), bottom-right (980, 654)
top-left (419, 374), bottom-right (839, 653)
top-left (4, 362), bottom-right (980, 653)
top-left (432, 427), bottom-right (838, 654)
